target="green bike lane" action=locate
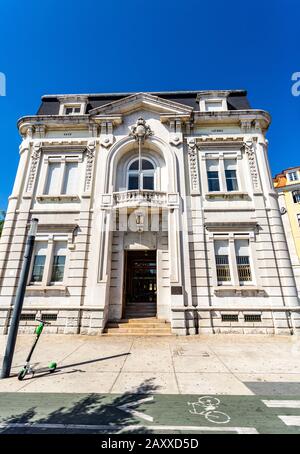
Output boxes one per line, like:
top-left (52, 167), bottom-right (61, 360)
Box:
top-left (0, 393), bottom-right (300, 434)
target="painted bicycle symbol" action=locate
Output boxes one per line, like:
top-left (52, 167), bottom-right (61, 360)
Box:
top-left (187, 396), bottom-right (230, 424)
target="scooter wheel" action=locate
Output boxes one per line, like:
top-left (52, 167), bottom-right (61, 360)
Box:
top-left (17, 369), bottom-right (27, 381)
top-left (49, 362), bottom-right (57, 373)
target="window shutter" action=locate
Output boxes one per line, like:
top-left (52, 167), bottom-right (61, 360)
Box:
top-left (224, 159), bottom-right (237, 170)
top-left (214, 240), bottom-right (229, 255)
top-left (206, 159), bottom-right (219, 171)
top-left (35, 242), bottom-right (48, 256)
top-left (235, 239), bottom-right (249, 256)
top-left (53, 241), bottom-right (67, 256)
top-left (62, 162), bottom-right (78, 195)
top-left (44, 163), bottom-right (61, 194)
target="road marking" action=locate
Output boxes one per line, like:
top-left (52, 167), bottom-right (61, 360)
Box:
top-left (116, 396), bottom-right (154, 422)
top-left (278, 416), bottom-right (300, 427)
top-left (0, 422), bottom-right (259, 434)
top-left (262, 400), bottom-right (300, 408)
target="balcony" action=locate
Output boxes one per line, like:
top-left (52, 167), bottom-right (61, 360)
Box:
top-left (100, 191), bottom-right (179, 209)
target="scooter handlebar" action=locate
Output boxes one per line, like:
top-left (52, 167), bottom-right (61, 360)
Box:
top-left (35, 318), bottom-right (51, 325)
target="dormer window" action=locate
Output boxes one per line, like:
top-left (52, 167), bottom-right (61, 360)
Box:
top-left (197, 91), bottom-right (229, 112)
top-left (57, 95), bottom-right (88, 115)
top-left (205, 100), bottom-right (223, 112)
top-left (288, 171), bottom-right (298, 182)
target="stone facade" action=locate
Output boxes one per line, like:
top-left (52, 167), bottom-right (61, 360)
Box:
top-left (0, 90), bottom-right (299, 335)
top-left (274, 167), bottom-right (300, 296)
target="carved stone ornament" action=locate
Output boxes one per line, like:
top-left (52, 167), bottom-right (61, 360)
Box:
top-left (169, 134), bottom-right (182, 146)
top-left (187, 139), bottom-right (200, 194)
top-left (243, 139), bottom-right (261, 192)
top-left (84, 140), bottom-right (96, 192)
top-left (26, 142), bottom-right (41, 193)
top-left (100, 122), bottom-right (114, 148)
top-left (240, 119), bottom-right (253, 133)
top-left (169, 120), bottom-right (183, 146)
top-left (129, 117), bottom-right (153, 142)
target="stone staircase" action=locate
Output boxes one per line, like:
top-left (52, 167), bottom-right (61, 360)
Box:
top-left (103, 302), bottom-right (171, 336)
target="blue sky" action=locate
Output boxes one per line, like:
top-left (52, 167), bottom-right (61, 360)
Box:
top-left (0, 0), bottom-right (299, 209)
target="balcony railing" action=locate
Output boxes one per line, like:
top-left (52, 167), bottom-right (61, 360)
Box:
top-left (113, 190), bottom-right (168, 207)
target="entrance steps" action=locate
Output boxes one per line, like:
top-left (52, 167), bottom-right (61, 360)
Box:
top-left (103, 317), bottom-right (171, 336)
top-left (124, 302), bottom-right (157, 318)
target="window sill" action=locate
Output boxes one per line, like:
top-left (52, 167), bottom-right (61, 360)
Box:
top-left (214, 286), bottom-right (266, 297)
top-left (26, 285), bottom-right (67, 295)
top-left (206, 192), bottom-right (249, 200)
top-left (36, 195), bottom-right (80, 203)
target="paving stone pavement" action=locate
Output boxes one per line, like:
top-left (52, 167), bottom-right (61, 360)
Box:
top-left (1, 334), bottom-right (300, 395)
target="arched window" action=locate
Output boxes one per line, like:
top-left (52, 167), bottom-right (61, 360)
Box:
top-left (128, 158), bottom-right (155, 190)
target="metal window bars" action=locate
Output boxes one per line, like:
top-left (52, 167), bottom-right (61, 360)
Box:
top-left (215, 255), bottom-right (231, 282)
top-left (236, 256), bottom-right (252, 282)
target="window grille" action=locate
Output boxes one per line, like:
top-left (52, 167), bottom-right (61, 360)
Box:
top-left (221, 314), bottom-right (238, 322)
top-left (41, 313), bottom-right (57, 322)
top-left (20, 313), bottom-right (36, 321)
top-left (244, 314), bottom-right (261, 322)
top-left (216, 255), bottom-right (231, 282)
top-left (237, 256), bottom-right (252, 282)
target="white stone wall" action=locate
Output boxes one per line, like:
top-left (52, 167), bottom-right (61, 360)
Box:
top-left (0, 92), bottom-right (299, 335)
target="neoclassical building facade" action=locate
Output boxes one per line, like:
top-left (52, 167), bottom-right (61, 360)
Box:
top-left (0, 90), bottom-right (299, 335)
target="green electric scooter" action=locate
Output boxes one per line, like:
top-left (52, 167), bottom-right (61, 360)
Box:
top-left (17, 318), bottom-right (57, 381)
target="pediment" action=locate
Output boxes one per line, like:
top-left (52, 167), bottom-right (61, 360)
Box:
top-left (89, 92), bottom-right (193, 116)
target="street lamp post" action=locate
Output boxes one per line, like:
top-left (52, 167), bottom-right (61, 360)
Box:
top-left (130, 117), bottom-right (153, 191)
top-left (0, 218), bottom-right (38, 379)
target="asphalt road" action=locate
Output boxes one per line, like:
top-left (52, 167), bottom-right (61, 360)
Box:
top-left (0, 393), bottom-right (300, 434)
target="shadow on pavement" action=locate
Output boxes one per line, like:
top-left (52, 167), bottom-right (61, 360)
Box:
top-left (0, 378), bottom-right (158, 434)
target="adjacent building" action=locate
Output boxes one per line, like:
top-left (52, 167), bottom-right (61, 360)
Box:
top-left (274, 167), bottom-right (300, 295)
top-left (0, 90), bottom-right (299, 336)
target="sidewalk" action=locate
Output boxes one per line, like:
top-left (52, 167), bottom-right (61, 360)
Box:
top-left (1, 334), bottom-right (300, 395)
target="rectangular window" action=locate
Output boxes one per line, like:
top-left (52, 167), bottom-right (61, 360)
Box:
top-left (128, 175), bottom-right (139, 190)
top-left (293, 191), bottom-right (300, 203)
top-left (225, 159), bottom-right (238, 191)
top-left (143, 175), bottom-right (154, 190)
top-left (65, 106), bottom-right (81, 115)
top-left (62, 162), bottom-right (78, 195)
top-left (235, 239), bottom-right (252, 284)
top-left (297, 214), bottom-right (300, 227)
top-left (44, 162), bottom-right (61, 195)
top-left (50, 242), bottom-right (67, 283)
top-left (288, 171), bottom-right (298, 182)
top-left (31, 242), bottom-right (47, 283)
top-left (214, 240), bottom-right (231, 284)
top-left (205, 100), bottom-right (223, 111)
top-left (207, 160), bottom-right (220, 192)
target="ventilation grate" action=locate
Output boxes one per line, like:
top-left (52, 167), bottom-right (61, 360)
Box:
top-left (41, 314), bottom-right (57, 322)
top-left (221, 314), bottom-right (238, 322)
top-left (244, 314), bottom-right (262, 323)
top-left (20, 313), bottom-right (36, 321)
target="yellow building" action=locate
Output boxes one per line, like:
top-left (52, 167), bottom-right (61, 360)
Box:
top-left (274, 167), bottom-right (300, 294)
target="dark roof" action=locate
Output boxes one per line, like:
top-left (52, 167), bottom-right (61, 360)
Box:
top-left (36, 90), bottom-right (251, 115)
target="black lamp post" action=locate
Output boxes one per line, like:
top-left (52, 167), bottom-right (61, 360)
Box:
top-left (1, 218), bottom-right (38, 379)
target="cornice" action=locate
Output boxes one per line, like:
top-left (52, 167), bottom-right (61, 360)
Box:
top-left (275, 182), bottom-right (300, 193)
top-left (193, 109), bottom-right (271, 130)
top-left (17, 115), bottom-right (123, 135)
